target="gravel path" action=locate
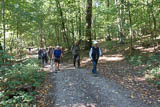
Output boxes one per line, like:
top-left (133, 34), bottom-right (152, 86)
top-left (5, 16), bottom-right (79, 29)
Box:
top-left (47, 64), bottom-right (158, 107)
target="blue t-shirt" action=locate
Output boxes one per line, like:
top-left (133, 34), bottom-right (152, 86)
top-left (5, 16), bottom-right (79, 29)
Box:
top-left (54, 49), bottom-right (62, 58)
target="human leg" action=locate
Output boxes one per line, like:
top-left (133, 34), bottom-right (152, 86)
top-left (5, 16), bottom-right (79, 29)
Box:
top-left (76, 55), bottom-right (80, 68)
top-left (42, 56), bottom-right (45, 65)
top-left (57, 58), bottom-right (60, 71)
top-left (92, 60), bottom-right (97, 74)
top-left (50, 59), bottom-right (54, 72)
top-left (73, 55), bottom-right (76, 67)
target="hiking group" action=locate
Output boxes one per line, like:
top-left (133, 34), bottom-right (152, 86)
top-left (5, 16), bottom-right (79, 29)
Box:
top-left (38, 41), bottom-right (102, 75)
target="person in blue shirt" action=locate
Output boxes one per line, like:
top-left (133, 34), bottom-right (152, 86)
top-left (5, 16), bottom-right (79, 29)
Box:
top-left (89, 41), bottom-right (102, 75)
top-left (52, 46), bottom-right (62, 72)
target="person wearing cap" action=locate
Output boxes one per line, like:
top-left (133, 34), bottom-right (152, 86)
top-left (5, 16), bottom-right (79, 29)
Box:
top-left (89, 41), bottom-right (102, 75)
top-left (52, 46), bottom-right (62, 72)
top-left (71, 41), bottom-right (80, 68)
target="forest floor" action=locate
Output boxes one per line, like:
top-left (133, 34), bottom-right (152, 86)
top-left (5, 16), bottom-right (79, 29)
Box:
top-left (46, 63), bottom-right (158, 107)
top-left (39, 62), bottom-right (159, 107)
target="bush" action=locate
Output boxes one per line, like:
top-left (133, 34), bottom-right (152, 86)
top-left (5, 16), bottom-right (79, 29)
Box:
top-left (0, 59), bottom-right (46, 106)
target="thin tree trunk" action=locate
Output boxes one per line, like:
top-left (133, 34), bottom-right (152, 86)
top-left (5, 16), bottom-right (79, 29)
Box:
top-left (78, 1), bottom-right (82, 41)
top-left (71, 21), bottom-right (75, 43)
top-left (85, 0), bottom-right (92, 49)
top-left (40, 28), bottom-right (43, 48)
top-left (106, 0), bottom-right (111, 41)
top-left (151, 0), bottom-right (157, 51)
top-left (128, 1), bottom-right (133, 54)
top-left (117, 0), bottom-right (125, 44)
top-left (2, 0), bottom-right (5, 52)
top-left (55, 25), bottom-right (60, 45)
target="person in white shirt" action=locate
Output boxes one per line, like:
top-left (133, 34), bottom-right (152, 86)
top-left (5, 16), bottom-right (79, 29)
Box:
top-left (89, 41), bottom-right (102, 74)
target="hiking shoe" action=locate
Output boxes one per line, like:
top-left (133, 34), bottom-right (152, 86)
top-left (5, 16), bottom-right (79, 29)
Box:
top-left (94, 74), bottom-right (98, 77)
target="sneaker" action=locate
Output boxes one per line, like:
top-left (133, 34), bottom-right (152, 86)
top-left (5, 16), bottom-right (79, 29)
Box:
top-left (94, 74), bottom-right (98, 77)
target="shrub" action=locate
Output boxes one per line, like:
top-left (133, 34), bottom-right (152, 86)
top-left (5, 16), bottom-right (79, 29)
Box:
top-left (0, 59), bottom-right (46, 106)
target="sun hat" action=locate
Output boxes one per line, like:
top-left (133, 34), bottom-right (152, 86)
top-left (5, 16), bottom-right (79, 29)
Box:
top-left (56, 45), bottom-right (60, 49)
top-left (93, 41), bottom-right (98, 45)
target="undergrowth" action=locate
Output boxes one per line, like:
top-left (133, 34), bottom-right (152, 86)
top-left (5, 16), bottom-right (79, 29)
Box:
top-left (127, 52), bottom-right (160, 86)
top-left (0, 51), bottom-right (46, 106)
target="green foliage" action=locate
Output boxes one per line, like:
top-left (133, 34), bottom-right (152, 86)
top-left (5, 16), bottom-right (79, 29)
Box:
top-left (151, 65), bottom-right (160, 86)
top-left (128, 53), bottom-right (160, 86)
top-left (105, 41), bottom-right (121, 51)
top-left (128, 53), bottom-right (160, 66)
top-left (0, 50), bottom-right (13, 65)
top-left (128, 55), bottom-right (143, 66)
top-left (151, 65), bottom-right (160, 78)
top-left (0, 59), bottom-right (46, 106)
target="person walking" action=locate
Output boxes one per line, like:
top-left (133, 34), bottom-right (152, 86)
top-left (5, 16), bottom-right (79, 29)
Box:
top-left (50, 47), bottom-right (55, 72)
top-left (38, 48), bottom-right (43, 60)
top-left (42, 49), bottom-right (48, 66)
top-left (71, 41), bottom-right (80, 68)
top-left (53, 46), bottom-right (62, 72)
top-left (48, 46), bottom-right (53, 63)
top-left (89, 41), bottom-right (102, 75)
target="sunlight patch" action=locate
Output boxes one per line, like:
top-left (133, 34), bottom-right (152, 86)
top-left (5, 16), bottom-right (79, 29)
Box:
top-left (60, 103), bottom-right (96, 107)
top-left (100, 54), bottom-right (124, 62)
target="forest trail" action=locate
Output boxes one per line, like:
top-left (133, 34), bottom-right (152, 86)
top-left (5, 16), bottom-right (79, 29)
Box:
top-left (45, 63), bottom-right (158, 107)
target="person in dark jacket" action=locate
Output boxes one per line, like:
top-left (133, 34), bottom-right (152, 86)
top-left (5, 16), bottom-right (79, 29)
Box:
top-left (71, 41), bottom-right (80, 68)
top-left (48, 46), bottom-right (53, 63)
top-left (89, 41), bottom-right (102, 74)
top-left (42, 49), bottom-right (48, 65)
top-left (38, 48), bottom-right (43, 60)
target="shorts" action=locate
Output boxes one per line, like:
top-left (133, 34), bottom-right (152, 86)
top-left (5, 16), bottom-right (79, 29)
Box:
top-left (54, 58), bottom-right (60, 63)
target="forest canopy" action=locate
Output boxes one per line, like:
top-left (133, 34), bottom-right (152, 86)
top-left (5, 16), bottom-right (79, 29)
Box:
top-left (0, 0), bottom-right (160, 52)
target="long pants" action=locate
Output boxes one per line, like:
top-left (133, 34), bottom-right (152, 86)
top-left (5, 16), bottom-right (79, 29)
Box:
top-left (73, 55), bottom-right (80, 67)
top-left (42, 56), bottom-right (48, 64)
top-left (92, 60), bottom-right (98, 74)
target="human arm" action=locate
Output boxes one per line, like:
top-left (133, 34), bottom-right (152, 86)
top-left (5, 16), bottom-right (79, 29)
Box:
top-left (99, 48), bottom-right (102, 56)
top-left (89, 48), bottom-right (93, 60)
top-left (52, 50), bottom-right (55, 59)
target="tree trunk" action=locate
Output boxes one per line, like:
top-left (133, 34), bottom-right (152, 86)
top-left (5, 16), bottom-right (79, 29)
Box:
top-left (71, 21), bottom-right (75, 44)
top-left (151, 0), bottom-right (157, 51)
top-left (85, 0), bottom-right (92, 49)
top-left (106, 0), bottom-right (111, 41)
top-left (39, 27), bottom-right (43, 48)
top-left (55, 0), bottom-right (69, 47)
top-left (2, 0), bottom-right (5, 52)
top-left (117, 0), bottom-right (125, 44)
top-left (78, 2), bottom-right (82, 41)
top-left (128, 1), bottom-right (133, 54)
top-left (55, 25), bottom-right (60, 45)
